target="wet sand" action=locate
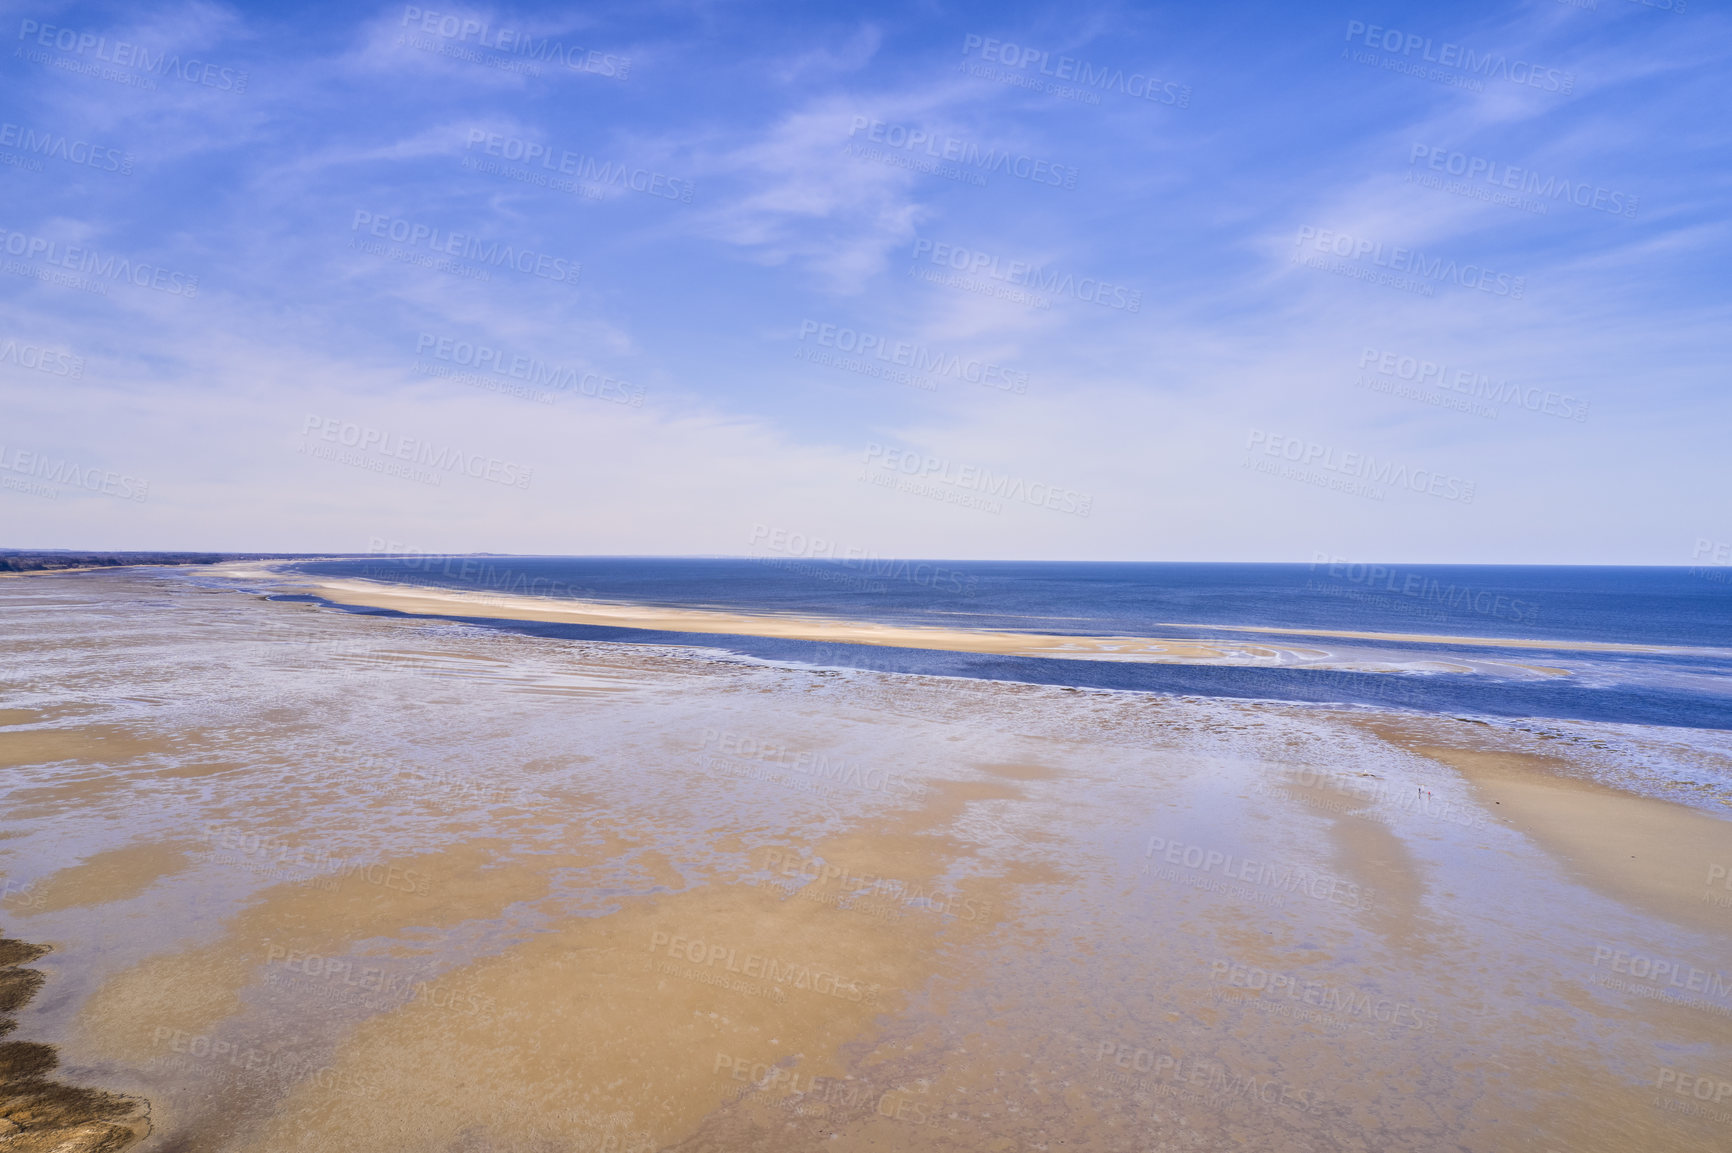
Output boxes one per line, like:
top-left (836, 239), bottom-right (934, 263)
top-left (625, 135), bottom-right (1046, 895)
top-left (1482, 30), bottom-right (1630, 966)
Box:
top-left (1, 567), bottom-right (1729, 1151)
top-left (2, 933), bottom-right (152, 1151)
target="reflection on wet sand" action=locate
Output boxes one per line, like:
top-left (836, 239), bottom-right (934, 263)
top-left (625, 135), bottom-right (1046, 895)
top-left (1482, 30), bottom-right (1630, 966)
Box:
top-left (1, 568), bottom-right (1729, 1151)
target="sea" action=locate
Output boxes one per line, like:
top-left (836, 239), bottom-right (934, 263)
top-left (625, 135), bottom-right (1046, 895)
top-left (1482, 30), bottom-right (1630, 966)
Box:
top-left (274, 557), bottom-right (1732, 731)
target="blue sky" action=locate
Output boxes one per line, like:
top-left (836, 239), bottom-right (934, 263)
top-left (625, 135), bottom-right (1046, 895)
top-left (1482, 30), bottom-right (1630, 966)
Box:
top-left (1, 0), bottom-right (1727, 562)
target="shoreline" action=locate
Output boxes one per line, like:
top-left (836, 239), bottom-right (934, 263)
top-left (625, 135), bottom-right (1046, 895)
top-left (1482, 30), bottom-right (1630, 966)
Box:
top-left (198, 563), bottom-right (1732, 731)
top-left (0, 932), bottom-right (153, 1149)
top-left (281, 575), bottom-right (1303, 665)
top-left (235, 563), bottom-right (1688, 673)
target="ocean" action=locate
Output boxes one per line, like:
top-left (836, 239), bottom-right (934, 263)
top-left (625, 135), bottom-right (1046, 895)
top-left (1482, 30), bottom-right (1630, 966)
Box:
top-left (277, 557), bottom-right (1732, 730)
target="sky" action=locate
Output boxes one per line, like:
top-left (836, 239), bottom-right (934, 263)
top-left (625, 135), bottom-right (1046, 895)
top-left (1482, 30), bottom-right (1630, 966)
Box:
top-left (0, 0), bottom-right (1727, 563)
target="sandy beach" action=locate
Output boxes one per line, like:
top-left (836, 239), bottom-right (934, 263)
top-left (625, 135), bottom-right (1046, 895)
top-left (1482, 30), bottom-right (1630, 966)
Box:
top-left (2, 567), bottom-right (1730, 1152)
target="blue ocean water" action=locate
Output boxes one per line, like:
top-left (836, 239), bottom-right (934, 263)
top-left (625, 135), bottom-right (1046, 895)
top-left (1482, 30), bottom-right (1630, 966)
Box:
top-left (281, 558), bottom-right (1732, 729)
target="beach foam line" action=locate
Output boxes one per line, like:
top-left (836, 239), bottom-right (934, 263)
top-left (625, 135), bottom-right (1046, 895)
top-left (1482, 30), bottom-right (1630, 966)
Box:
top-left (1156, 622), bottom-right (1702, 656)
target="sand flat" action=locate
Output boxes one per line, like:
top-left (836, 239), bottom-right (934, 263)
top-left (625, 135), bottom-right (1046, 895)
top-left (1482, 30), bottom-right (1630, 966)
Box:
top-left (2, 568), bottom-right (1728, 1152)
top-left (9, 844), bottom-right (194, 916)
top-left (1364, 726), bottom-right (1732, 939)
top-left (229, 782), bottom-right (1017, 1153)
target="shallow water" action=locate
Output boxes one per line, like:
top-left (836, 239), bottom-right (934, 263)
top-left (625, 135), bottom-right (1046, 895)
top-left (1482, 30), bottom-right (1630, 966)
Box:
top-left (2, 568), bottom-right (1730, 1151)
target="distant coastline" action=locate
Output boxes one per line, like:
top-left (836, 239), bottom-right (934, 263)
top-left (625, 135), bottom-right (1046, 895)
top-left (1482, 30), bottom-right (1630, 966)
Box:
top-left (0, 549), bottom-right (284, 573)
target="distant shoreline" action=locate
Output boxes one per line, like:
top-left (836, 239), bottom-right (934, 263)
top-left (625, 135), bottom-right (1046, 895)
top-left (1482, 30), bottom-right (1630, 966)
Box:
top-left (0, 550), bottom-right (282, 574)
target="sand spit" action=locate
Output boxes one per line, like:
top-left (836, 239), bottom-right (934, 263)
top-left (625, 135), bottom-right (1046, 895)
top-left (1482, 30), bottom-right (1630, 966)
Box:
top-left (281, 573), bottom-right (1286, 663)
top-left (260, 562), bottom-right (1703, 654)
top-left (235, 566), bottom-right (1663, 679)
top-left (1, 934), bottom-right (151, 1151)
